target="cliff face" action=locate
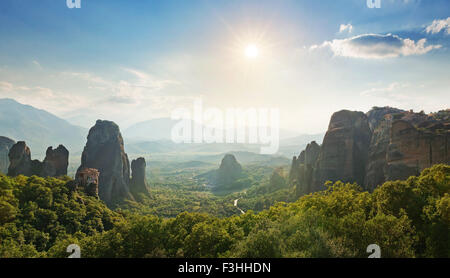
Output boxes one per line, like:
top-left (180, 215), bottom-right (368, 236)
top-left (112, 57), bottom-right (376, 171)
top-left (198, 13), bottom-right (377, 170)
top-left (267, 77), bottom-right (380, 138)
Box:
top-left (289, 107), bottom-right (450, 196)
top-left (77, 120), bottom-right (134, 207)
top-left (365, 109), bottom-right (450, 190)
top-left (7, 141), bottom-right (68, 177)
top-left (290, 141), bottom-right (320, 196)
top-left (0, 136), bottom-right (15, 174)
top-left (313, 110), bottom-right (372, 191)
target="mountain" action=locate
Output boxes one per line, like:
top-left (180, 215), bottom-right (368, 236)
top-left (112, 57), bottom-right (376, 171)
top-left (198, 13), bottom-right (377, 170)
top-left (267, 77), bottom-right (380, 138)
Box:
top-left (124, 118), bottom-right (178, 141)
top-left (0, 98), bottom-right (87, 157)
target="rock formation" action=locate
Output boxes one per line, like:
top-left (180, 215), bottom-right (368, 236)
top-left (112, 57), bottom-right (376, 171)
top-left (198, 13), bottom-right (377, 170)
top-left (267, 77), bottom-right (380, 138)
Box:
top-left (365, 109), bottom-right (450, 190)
top-left (216, 154), bottom-right (243, 186)
top-left (8, 141), bottom-right (33, 176)
top-left (7, 141), bottom-right (69, 177)
top-left (313, 110), bottom-right (372, 191)
top-left (76, 120), bottom-right (134, 206)
top-left (289, 141), bottom-right (320, 196)
top-left (0, 136), bottom-right (15, 174)
top-left (41, 145), bottom-right (69, 177)
top-left (290, 107), bottom-right (450, 197)
top-left (130, 157), bottom-right (150, 198)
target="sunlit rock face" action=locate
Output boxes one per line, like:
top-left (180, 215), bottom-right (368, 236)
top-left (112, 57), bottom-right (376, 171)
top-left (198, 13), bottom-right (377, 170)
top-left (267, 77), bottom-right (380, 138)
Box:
top-left (0, 136), bottom-right (15, 174)
top-left (77, 120), bottom-right (134, 207)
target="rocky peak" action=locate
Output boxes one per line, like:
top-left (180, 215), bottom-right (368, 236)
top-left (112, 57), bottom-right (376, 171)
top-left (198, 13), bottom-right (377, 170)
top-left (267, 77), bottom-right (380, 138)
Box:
top-left (42, 145), bottom-right (69, 177)
top-left (130, 157), bottom-right (150, 198)
top-left (314, 110), bottom-right (372, 190)
top-left (216, 154), bottom-right (243, 186)
top-left (8, 141), bottom-right (32, 176)
top-left (7, 141), bottom-right (69, 178)
top-left (76, 120), bottom-right (134, 207)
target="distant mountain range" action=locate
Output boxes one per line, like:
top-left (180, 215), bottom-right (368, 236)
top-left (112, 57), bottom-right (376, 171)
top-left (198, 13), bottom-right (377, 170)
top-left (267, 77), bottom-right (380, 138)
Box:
top-left (0, 98), bottom-right (87, 157)
top-left (0, 98), bottom-right (324, 159)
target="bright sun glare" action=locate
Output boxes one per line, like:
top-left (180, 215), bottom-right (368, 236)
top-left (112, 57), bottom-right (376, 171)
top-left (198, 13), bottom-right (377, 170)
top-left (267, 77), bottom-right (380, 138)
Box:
top-left (245, 44), bottom-right (259, 59)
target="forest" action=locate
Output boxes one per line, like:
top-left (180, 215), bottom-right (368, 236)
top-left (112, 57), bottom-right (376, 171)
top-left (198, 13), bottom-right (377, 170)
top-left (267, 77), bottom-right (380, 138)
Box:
top-left (1, 164), bottom-right (448, 258)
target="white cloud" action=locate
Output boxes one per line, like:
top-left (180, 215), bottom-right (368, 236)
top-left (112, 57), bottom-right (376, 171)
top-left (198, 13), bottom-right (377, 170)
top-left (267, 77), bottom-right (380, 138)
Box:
top-left (311, 33), bottom-right (441, 59)
top-left (361, 82), bottom-right (410, 96)
top-left (425, 17), bottom-right (450, 35)
top-left (339, 23), bottom-right (353, 33)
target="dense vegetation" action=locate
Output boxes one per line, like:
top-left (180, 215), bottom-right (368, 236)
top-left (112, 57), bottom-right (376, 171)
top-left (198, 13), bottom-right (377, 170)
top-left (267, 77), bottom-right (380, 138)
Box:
top-left (0, 164), bottom-right (448, 258)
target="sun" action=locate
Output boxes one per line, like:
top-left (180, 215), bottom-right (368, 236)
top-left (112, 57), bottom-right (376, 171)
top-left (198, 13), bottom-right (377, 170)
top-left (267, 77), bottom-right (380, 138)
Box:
top-left (245, 44), bottom-right (259, 59)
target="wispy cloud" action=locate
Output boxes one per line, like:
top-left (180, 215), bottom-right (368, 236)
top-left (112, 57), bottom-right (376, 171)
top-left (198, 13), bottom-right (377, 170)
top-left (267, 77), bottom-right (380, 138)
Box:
top-left (361, 82), bottom-right (410, 97)
top-left (310, 33), bottom-right (442, 59)
top-left (425, 17), bottom-right (450, 35)
top-left (339, 23), bottom-right (353, 33)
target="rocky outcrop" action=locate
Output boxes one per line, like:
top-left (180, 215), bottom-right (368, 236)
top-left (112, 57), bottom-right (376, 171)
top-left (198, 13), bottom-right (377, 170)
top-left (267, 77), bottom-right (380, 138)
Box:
top-left (8, 141), bottom-right (33, 176)
top-left (0, 136), bottom-right (15, 174)
top-left (290, 141), bottom-right (321, 196)
top-left (366, 106), bottom-right (404, 131)
top-left (41, 145), bottom-right (69, 177)
top-left (130, 157), bottom-right (150, 198)
top-left (7, 141), bottom-right (69, 177)
top-left (313, 110), bottom-right (372, 191)
top-left (289, 108), bottom-right (450, 197)
top-left (365, 109), bottom-right (450, 190)
top-left (216, 154), bottom-right (243, 186)
top-left (76, 120), bottom-right (134, 206)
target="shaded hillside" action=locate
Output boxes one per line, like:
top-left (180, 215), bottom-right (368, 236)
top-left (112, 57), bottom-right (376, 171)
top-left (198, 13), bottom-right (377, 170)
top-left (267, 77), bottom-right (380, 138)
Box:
top-left (0, 99), bottom-right (86, 157)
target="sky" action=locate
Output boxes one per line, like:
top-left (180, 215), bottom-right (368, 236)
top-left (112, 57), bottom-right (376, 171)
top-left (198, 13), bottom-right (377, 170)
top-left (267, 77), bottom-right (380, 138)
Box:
top-left (0, 0), bottom-right (449, 134)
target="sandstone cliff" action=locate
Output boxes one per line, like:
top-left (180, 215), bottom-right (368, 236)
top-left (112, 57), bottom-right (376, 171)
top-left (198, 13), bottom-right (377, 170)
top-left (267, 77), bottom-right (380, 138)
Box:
top-left (76, 120), bottom-right (134, 206)
top-left (0, 136), bottom-right (15, 174)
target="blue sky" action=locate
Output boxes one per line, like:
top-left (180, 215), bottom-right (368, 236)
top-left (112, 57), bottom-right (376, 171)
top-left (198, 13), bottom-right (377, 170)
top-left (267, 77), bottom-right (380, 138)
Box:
top-left (0, 0), bottom-right (449, 133)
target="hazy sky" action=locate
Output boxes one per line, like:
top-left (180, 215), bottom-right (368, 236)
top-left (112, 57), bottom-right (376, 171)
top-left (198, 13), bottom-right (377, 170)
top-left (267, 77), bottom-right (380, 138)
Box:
top-left (0, 0), bottom-right (449, 133)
